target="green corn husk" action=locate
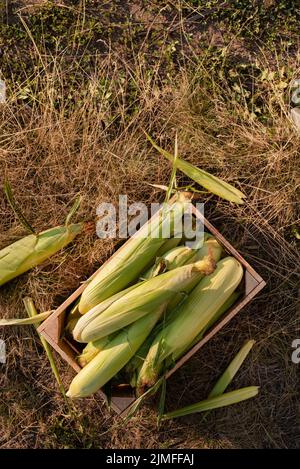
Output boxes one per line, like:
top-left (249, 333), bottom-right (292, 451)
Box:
top-left (77, 333), bottom-right (118, 367)
top-left (74, 281), bottom-right (144, 342)
top-left (1, 187), bottom-right (82, 287)
top-left (137, 257), bottom-right (243, 390)
top-left (0, 310), bottom-right (52, 326)
top-left (124, 235), bottom-right (223, 380)
top-left (78, 192), bottom-right (193, 314)
top-left (77, 280), bottom-right (149, 366)
top-left (0, 223), bottom-right (82, 287)
top-left (156, 236), bottom-right (182, 256)
top-left (23, 297), bottom-right (66, 398)
top-left (65, 302), bottom-right (81, 335)
top-left (127, 290), bottom-right (239, 384)
top-left (146, 133), bottom-right (246, 204)
top-left (141, 231), bottom-right (215, 282)
top-left (74, 255), bottom-right (216, 344)
top-left (208, 339), bottom-right (255, 398)
top-left (140, 245), bottom-right (197, 280)
top-left (173, 291), bottom-right (240, 361)
top-left (67, 304), bottom-right (168, 398)
top-left (161, 387), bottom-right (259, 420)
top-left (166, 234), bottom-right (222, 313)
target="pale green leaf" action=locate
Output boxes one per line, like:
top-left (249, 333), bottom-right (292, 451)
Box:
top-left (146, 133), bottom-right (246, 204)
top-left (161, 386), bottom-right (259, 420)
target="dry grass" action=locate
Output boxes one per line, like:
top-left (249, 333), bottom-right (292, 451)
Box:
top-left (0, 1), bottom-right (300, 449)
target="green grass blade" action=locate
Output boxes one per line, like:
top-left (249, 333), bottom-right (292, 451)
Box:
top-left (4, 180), bottom-right (35, 233)
top-left (0, 310), bottom-right (52, 326)
top-left (161, 386), bottom-right (259, 420)
top-left (145, 133), bottom-right (246, 204)
top-left (209, 339), bottom-right (255, 398)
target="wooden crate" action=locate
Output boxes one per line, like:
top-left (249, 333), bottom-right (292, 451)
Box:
top-left (38, 201), bottom-right (266, 415)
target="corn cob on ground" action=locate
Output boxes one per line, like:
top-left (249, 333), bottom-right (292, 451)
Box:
top-left (0, 223), bottom-right (83, 287)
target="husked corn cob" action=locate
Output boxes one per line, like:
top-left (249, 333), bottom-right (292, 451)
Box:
top-left (67, 304), bottom-right (167, 398)
top-left (78, 193), bottom-right (192, 314)
top-left (0, 224), bottom-right (82, 287)
top-left (73, 255), bottom-right (216, 343)
top-left (137, 257), bottom-right (243, 390)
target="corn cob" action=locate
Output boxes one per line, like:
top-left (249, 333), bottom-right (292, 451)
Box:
top-left (74, 280), bottom-right (144, 342)
top-left (166, 234), bottom-right (222, 313)
top-left (78, 193), bottom-right (192, 314)
top-left (140, 232), bottom-right (216, 281)
top-left (156, 236), bottom-right (182, 256)
top-left (67, 304), bottom-right (168, 398)
top-left (140, 245), bottom-right (197, 280)
top-left (173, 290), bottom-right (240, 361)
top-left (74, 255), bottom-right (216, 343)
top-left (126, 234), bottom-right (222, 377)
top-left (127, 290), bottom-right (239, 386)
top-left (77, 335), bottom-right (116, 367)
top-left (0, 224), bottom-right (82, 287)
top-left (137, 257), bottom-right (243, 390)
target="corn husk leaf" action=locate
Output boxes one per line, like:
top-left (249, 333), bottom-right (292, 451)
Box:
top-left (161, 386), bottom-right (259, 420)
top-left (157, 375), bottom-right (167, 426)
top-left (164, 132), bottom-right (178, 203)
top-left (23, 297), bottom-right (66, 398)
top-left (123, 377), bottom-right (164, 423)
top-left (0, 310), bottom-right (52, 326)
top-left (146, 133), bottom-right (246, 204)
top-left (209, 339), bottom-right (255, 398)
